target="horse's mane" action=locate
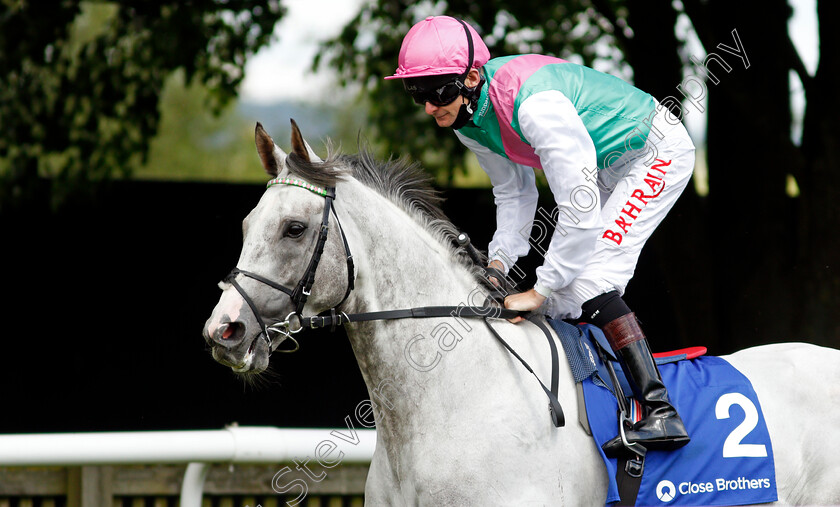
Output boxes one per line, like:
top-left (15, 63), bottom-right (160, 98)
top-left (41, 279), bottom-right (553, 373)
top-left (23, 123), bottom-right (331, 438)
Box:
top-left (284, 145), bottom-right (488, 282)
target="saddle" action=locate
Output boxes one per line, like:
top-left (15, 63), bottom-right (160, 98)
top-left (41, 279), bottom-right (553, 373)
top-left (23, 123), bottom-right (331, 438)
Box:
top-left (564, 323), bottom-right (707, 432)
top-left (548, 319), bottom-right (778, 506)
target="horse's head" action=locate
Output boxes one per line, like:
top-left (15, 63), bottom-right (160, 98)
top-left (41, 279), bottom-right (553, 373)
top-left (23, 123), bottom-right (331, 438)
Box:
top-left (203, 120), bottom-right (354, 374)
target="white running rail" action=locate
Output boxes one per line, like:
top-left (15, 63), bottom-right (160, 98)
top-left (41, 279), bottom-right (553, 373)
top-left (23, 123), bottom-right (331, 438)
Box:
top-left (0, 426), bottom-right (376, 506)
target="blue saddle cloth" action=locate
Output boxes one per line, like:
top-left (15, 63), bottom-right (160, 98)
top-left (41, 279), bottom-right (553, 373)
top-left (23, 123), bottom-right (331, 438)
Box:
top-left (548, 319), bottom-right (778, 506)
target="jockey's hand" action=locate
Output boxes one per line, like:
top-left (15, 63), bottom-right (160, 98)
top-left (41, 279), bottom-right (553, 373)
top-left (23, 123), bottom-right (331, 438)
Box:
top-left (487, 259), bottom-right (505, 287)
top-left (504, 289), bottom-right (546, 323)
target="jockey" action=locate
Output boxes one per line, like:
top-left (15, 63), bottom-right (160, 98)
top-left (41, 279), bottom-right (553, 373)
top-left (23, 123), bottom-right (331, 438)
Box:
top-left (385, 15), bottom-right (695, 455)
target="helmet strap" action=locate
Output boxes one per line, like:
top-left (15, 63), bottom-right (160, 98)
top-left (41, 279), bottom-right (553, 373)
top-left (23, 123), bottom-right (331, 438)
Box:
top-left (451, 103), bottom-right (472, 130)
top-left (451, 19), bottom-right (482, 130)
top-left (455, 19), bottom-right (474, 83)
top-left (452, 72), bottom-right (485, 130)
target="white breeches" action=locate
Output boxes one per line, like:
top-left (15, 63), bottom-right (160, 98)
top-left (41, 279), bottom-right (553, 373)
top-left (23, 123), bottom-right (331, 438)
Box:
top-left (545, 109), bottom-right (696, 319)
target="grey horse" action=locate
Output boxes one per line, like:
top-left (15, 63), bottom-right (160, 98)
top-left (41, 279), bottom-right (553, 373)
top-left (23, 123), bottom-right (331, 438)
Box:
top-left (204, 121), bottom-right (840, 506)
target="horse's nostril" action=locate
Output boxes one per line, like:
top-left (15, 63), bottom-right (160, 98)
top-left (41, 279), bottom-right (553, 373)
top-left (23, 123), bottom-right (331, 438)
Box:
top-left (217, 321), bottom-right (245, 343)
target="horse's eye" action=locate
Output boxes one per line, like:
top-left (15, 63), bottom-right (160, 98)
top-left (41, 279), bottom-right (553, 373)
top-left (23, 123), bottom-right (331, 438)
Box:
top-left (284, 222), bottom-right (307, 238)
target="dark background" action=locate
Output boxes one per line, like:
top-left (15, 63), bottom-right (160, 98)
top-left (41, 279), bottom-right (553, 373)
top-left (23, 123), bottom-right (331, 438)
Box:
top-left (3, 178), bottom-right (700, 434)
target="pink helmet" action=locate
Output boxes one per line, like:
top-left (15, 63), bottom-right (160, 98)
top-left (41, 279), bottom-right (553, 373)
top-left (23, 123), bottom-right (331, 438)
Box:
top-left (384, 16), bottom-right (490, 80)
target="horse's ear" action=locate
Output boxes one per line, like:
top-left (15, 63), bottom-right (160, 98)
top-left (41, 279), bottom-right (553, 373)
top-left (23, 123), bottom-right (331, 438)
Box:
top-left (290, 118), bottom-right (322, 163)
top-left (255, 122), bottom-right (287, 176)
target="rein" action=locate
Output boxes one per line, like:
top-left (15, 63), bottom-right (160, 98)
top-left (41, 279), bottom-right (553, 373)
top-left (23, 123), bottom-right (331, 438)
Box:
top-left (300, 305), bottom-right (519, 330)
top-left (224, 177), bottom-right (564, 427)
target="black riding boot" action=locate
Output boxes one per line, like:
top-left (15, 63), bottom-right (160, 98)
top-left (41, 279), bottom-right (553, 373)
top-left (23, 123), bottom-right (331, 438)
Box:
top-left (600, 313), bottom-right (690, 456)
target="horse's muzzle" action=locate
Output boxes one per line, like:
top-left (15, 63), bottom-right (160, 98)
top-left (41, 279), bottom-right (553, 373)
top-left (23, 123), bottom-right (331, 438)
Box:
top-left (204, 317), bottom-right (269, 373)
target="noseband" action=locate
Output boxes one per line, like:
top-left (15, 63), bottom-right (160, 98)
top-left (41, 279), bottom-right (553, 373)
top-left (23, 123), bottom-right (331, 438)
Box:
top-left (223, 177), bottom-right (354, 355)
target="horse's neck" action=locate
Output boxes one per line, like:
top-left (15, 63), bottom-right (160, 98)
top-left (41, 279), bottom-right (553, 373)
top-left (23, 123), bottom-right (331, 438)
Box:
top-left (333, 181), bottom-right (593, 492)
top-left (339, 180), bottom-right (479, 312)
top-left (337, 181), bottom-right (487, 400)
top-left (327, 181), bottom-right (597, 497)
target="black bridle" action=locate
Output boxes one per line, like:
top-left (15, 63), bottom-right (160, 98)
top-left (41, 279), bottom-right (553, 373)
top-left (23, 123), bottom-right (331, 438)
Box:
top-left (223, 177), bottom-right (354, 354)
top-left (220, 177), bottom-right (564, 427)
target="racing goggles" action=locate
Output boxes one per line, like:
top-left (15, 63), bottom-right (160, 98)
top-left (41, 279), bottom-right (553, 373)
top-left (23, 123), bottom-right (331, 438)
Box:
top-left (404, 76), bottom-right (465, 106)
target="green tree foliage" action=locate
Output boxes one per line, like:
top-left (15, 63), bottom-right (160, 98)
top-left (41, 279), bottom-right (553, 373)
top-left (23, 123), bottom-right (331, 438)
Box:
top-left (0, 0), bottom-right (285, 208)
top-left (136, 69), bottom-right (258, 182)
top-left (136, 70), bottom-right (370, 183)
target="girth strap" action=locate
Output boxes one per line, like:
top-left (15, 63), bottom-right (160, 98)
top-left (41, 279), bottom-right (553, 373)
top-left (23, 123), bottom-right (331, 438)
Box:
top-left (593, 337), bottom-right (646, 504)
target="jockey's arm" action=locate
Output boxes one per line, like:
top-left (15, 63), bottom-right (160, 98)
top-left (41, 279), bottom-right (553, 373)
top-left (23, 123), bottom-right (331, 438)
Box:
top-left (455, 131), bottom-right (539, 274)
top-left (516, 90), bottom-right (603, 297)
